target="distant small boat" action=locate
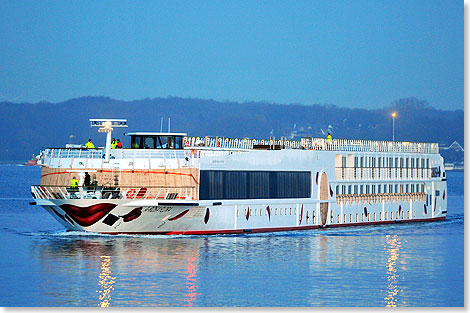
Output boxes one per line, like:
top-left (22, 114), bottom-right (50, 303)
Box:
top-left (25, 154), bottom-right (38, 166)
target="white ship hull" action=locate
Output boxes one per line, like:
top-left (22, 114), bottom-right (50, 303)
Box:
top-left (36, 193), bottom-right (446, 235)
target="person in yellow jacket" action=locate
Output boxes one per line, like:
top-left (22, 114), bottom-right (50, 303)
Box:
top-left (85, 139), bottom-right (95, 148)
top-left (70, 176), bottom-right (79, 188)
top-left (111, 138), bottom-right (117, 149)
top-left (326, 132), bottom-right (332, 144)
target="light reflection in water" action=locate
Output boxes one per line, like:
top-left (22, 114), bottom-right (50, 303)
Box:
top-left (97, 255), bottom-right (116, 307)
top-left (184, 252), bottom-right (201, 306)
top-left (384, 234), bottom-right (401, 307)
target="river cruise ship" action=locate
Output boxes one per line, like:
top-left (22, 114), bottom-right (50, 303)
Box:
top-left (31, 119), bottom-right (447, 235)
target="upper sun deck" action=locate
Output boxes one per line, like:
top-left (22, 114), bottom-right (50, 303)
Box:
top-left (38, 135), bottom-right (439, 166)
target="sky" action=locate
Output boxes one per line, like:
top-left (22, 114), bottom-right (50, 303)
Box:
top-left (0, 0), bottom-right (463, 110)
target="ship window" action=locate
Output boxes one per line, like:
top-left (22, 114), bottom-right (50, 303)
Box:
top-left (342, 185), bottom-right (346, 194)
top-left (131, 135), bottom-right (143, 149)
top-left (435, 190), bottom-right (440, 196)
top-left (372, 185), bottom-right (376, 194)
top-left (406, 184), bottom-right (409, 193)
top-left (366, 185), bottom-right (370, 194)
top-left (349, 214), bottom-right (352, 222)
top-left (348, 185), bottom-right (352, 194)
top-left (336, 185), bottom-right (340, 195)
top-left (354, 185), bottom-right (358, 194)
top-left (312, 211), bottom-right (315, 223)
top-left (143, 136), bottom-right (156, 149)
top-left (378, 185), bottom-right (382, 193)
top-left (360, 185), bottom-right (364, 194)
top-left (379, 212), bottom-right (382, 220)
top-left (199, 170), bottom-right (311, 200)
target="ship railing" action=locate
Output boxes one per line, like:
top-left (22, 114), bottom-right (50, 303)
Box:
top-left (31, 185), bottom-right (198, 201)
top-left (182, 136), bottom-right (439, 154)
top-left (38, 148), bottom-right (209, 165)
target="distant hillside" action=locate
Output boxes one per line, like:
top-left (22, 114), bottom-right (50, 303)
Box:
top-left (0, 96), bottom-right (463, 161)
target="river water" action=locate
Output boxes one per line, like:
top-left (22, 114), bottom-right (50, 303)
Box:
top-left (0, 165), bottom-right (464, 307)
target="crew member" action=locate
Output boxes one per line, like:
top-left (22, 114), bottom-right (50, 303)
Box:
top-left (111, 138), bottom-right (117, 149)
top-left (326, 132), bottom-right (332, 144)
top-left (70, 176), bottom-right (79, 188)
top-left (84, 172), bottom-right (91, 186)
top-left (116, 139), bottom-right (122, 148)
top-left (85, 139), bottom-right (95, 149)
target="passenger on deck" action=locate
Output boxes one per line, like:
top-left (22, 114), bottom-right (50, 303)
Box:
top-left (326, 133), bottom-right (332, 147)
top-left (85, 139), bottom-right (95, 149)
top-left (84, 172), bottom-right (91, 186)
top-left (116, 139), bottom-right (122, 148)
top-left (111, 138), bottom-right (117, 149)
top-left (70, 176), bottom-right (79, 188)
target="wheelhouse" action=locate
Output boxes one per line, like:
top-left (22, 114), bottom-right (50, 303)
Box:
top-left (126, 132), bottom-right (187, 149)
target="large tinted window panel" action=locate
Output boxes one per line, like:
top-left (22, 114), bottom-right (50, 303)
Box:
top-left (199, 170), bottom-right (311, 200)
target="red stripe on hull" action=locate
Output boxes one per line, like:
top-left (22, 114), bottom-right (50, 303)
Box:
top-left (99, 216), bottom-right (446, 236)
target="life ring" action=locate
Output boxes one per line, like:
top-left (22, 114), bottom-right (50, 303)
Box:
top-left (185, 139), bottom-right (189, 147)
top-left (216, 140), bottom-right (221, 148)
top-left (126, 189), bottom-right (136, 199)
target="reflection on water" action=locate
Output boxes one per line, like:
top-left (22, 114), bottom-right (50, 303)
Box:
top-left (184, 252), bottom-right (200, 307)
top-left (384, 234), bottom-right (401, 307)
top-left (97, 256), bottom-right (116, 307)
top-left (27, 223), bottom-right (461, 307)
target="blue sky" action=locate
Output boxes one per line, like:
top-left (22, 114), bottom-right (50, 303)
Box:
top-left (0, 0), bottom-right (462, 109)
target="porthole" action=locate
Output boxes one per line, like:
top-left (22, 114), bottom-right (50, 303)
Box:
top-left (356, 213), bottom-right (358, 222)
top-left (254, 209), bottom-right (257, 216)
top-left (349, 214), bottom-right (352, 223)
top-left (275, 208), bottom-right (277, 215)
top-left (290, 208), bottom-right (292, 215)
top-left (285, 208), bottom-right (287, 215)
top-left (344, 214), bottom-right (346, 223)
top-left (385, 212), bottom-right (388, 220)
top-left (379, 212), bottom-right (382, 220)
top-left (337, 214), bottom-right (340, 223)
top-left (312, 211), bottom-right (315, 224)
top-left (280, 208), bottom-right (282, 215)
top-left (373, 212), bottom-right (376, 221)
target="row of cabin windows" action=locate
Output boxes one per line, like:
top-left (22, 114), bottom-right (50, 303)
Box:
top-left (335, 210), bottom-right (409, 223)
top-left (336, 183), bottom-right (425, 195)
top-left (342, 156), bottom-right (430, 168)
